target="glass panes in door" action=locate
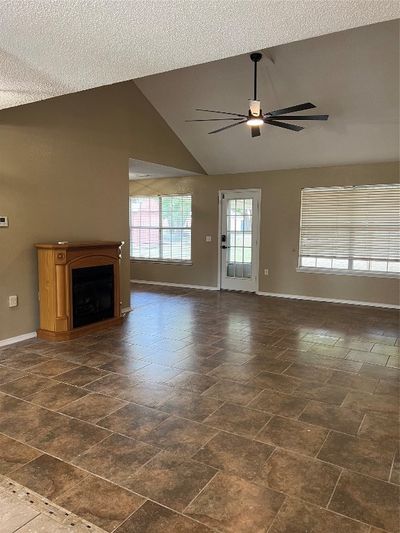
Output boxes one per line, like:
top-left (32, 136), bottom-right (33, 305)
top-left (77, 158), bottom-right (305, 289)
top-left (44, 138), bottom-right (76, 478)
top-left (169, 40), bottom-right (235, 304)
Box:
top-left (226, 198), bottom-right (253, 278)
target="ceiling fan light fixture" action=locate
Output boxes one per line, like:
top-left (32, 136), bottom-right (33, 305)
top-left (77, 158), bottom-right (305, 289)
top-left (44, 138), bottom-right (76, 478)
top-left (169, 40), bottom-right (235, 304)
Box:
top-left (247, 116), bottom-right (263, 126)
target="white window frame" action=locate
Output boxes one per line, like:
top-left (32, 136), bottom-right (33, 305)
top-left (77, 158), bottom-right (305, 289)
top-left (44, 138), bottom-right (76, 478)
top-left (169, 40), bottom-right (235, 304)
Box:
top-left (297, 184), bottom-right (400, 279)
top-left (129, 194), bottom-right (192, 263)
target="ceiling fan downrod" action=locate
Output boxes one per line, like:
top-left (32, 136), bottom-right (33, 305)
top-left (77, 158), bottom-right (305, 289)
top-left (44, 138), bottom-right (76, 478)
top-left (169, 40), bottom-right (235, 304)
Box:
top-left (250, 52), bottom-right (262, 101)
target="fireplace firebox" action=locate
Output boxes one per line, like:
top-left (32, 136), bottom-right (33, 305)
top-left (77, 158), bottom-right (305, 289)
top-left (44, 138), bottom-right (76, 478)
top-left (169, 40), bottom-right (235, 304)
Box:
top-left (72, 264), bottom-right (114, 328)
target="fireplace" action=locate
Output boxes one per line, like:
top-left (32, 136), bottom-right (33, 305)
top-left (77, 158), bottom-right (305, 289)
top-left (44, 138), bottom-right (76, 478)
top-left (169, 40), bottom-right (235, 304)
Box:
top-left (72, 264), bottom-right (114, 328)
top-left (35, 241), bottom-right (123, 340)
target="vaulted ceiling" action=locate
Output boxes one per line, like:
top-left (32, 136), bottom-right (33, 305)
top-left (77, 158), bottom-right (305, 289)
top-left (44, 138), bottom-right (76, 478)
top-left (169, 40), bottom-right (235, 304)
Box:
top-left (136, 20), bottom-right (399, 174)
top-left (0, 0), bottom-right (398, 111)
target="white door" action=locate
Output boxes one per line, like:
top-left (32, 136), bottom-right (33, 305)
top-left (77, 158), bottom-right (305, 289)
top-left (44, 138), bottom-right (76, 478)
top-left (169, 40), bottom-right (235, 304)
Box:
top-left (219, 189), bottom-right (261, 292)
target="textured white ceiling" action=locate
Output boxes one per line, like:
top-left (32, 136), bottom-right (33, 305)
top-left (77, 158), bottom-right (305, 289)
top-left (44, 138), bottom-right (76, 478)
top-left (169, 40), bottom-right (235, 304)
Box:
top-left (0, 0), bottom-right (399, 110)
top-left (137, 20), bottom-right (400, 174)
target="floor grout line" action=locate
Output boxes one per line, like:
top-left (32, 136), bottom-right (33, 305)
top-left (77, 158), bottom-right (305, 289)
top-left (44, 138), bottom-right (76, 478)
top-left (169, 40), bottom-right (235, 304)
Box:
top-left (314, 428), bottom-right (332, 459)
top-left (11, 513), bottom-right (41, 533)
top-left (265, 493), bottom-right (287, 533)
top-left (326, 468), bottom-right (343, 509)
top-left (181, 469), bottom-right (220, 515)
top-left (388, 450), bottom-right (396, 484)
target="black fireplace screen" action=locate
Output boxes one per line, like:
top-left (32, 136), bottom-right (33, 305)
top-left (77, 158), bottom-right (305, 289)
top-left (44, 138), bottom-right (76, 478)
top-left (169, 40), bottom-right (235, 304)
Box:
top-left (72, 264), bottom-right (114, 328)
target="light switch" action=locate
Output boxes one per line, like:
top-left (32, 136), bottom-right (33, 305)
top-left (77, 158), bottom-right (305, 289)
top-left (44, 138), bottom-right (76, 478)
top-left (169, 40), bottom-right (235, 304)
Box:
top-left (0, 216), bottom-right (8, 227)
top-left (9, 295), bottom-right (18, 307)
top-left (205, 235), bottom-right (212, 242)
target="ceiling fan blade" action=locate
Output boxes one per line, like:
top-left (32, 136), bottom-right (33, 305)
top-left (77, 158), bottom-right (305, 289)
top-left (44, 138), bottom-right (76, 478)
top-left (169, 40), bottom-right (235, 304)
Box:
top-left (196, 108), bottom-right (246, 118)
top-left (186, 118), bottom-right (245, 122)
top-left (208, 120), bottom-right (247, 134)
top-left (266, 102), bottom-right (316, 116)
top-left (265, 119), bottom-right (304, 132)
top-left (251, 126), bottom-right (261, 137)
top-left (271, 115), bottom-right (329, 121)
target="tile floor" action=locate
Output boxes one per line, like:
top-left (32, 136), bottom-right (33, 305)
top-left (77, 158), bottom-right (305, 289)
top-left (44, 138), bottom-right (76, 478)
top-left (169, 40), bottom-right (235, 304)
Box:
top-left (0, 284), bottom-right (399, 532)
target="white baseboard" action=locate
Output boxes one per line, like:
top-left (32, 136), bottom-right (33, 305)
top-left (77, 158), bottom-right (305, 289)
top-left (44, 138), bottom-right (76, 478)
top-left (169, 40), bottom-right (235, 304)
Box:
top-left (130, 280), bottom-right (398, 309)
top-left (0, 331), bottom-right (37, 348)
top-left (256, 291), bottom-right (400, 310)
top-left (130, 279), bottom-right (219, 291)
top-left (121, 306), bottom-right (132, 314)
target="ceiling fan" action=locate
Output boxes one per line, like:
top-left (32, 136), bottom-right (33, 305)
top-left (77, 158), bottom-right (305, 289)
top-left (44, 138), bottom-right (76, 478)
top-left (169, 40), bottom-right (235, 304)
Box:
top-left (186, 52), bottom-right (329, 138)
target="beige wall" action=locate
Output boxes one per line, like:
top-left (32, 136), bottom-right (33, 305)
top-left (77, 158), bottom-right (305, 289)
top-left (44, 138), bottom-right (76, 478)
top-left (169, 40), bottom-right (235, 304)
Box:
top-left (130, 162), bottom-right (400, 306)
top-left (0, 81), bottom-right (203, 341)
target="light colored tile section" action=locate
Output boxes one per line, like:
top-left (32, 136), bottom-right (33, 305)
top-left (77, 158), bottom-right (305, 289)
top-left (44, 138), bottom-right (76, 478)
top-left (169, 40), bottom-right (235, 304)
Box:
top-left (0, 491), bottom-right (39, 533)
top-left (371, 344), bottom-right (400, 357)
top-left (16, 514), bottom-right (78, 532)
top-left (345, 350), bottom-right (388, 366)
top-left (387, 355), bottom-right (400, 368)
top-left (0, 475), bottom-right (107, 533)
top-left (302, 334), bottom-right (338, 346)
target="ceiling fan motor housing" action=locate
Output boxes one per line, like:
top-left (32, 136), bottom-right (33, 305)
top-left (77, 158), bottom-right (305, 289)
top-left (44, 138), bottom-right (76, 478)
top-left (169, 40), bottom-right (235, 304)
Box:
top-left (249, 99), bottom-right (261, 117)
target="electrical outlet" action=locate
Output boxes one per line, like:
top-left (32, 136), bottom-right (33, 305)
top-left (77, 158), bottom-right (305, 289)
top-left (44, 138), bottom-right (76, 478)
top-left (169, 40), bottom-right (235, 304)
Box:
top-left (205, 235), bottom-right (212, 242)
top-left (0, 216), bottom-right (8, 227)
top-left (264, 269), bottom-right (269, 276)
top-left (8, 295), bottom-right (18, 307)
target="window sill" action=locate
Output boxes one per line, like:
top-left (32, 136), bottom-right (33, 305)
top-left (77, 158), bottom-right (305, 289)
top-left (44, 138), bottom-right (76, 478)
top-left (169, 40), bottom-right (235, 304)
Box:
top-left (296, 267), bottom-right (400, 279)
top-left (130, 258), bottom-right (192, 266)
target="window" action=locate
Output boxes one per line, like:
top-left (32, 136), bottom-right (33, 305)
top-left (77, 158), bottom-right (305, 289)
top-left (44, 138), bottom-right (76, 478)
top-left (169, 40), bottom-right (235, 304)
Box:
top-left (298, 184), bottom-right (400, 276)
top-left (129, 195), bottom-right (192, 262)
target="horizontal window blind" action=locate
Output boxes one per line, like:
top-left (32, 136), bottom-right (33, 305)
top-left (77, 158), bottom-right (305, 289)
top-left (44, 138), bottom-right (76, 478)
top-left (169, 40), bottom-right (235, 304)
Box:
top-left (299, 184), bottom-right (400, 261)
top-left (129, 195), bottom-right (192, 261)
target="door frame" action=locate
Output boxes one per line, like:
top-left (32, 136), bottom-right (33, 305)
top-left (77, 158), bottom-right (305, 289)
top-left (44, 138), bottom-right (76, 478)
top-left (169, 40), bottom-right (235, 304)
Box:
top-left (217, 188), bottom-right (261, 292)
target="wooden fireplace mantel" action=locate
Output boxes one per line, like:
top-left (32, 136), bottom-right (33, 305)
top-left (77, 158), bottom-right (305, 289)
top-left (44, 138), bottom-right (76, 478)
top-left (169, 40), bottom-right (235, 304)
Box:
top-left (35, 241), bottom-right (123, 341)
